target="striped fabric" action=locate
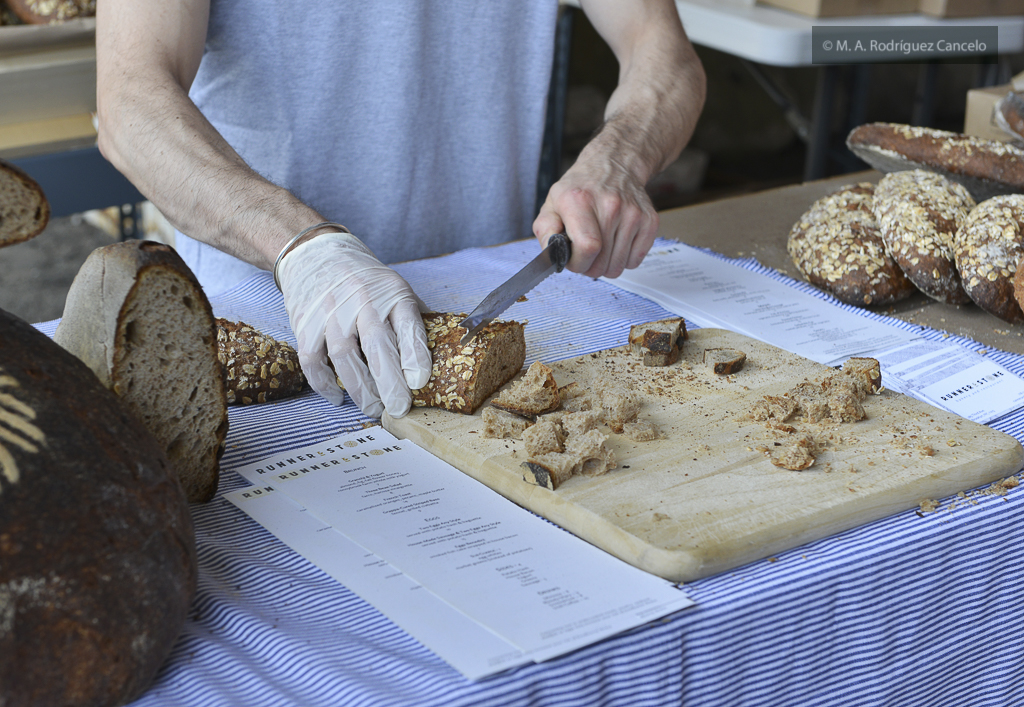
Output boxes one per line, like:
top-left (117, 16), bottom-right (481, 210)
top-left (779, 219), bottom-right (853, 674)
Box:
top-left (36, 239), bottom-right (1024, 706)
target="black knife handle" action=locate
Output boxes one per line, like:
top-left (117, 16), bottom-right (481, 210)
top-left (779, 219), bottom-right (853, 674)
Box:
top-left (549, 232), bottom-right (572, 273)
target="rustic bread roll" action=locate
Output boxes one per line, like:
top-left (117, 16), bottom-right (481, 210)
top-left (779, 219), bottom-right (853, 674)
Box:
top-left (54, 241), bottom-right (228, 503)
top-left (216, 318), bottom-right (306, 405)
top-left (873, 170), bottom-right (975, 305)
top-left (0, 308), bottom-right (196, 707)
top-left (5, 0), bottom-right (95, 23)
top-left (411, 312), bottom-right (525, 414)
top-left (787, 183), bottom-right (916, 307)
top-left (954, 195), bottom-right (1024, 323)
top-left (847, 123), bottom-right (1024, 201)
top-left (0, 158), bottom-right (49, 248)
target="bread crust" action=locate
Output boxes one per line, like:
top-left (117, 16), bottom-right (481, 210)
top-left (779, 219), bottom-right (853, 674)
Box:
top-left (873, 170), bottom-right (974, 305)
top-left (787, 183), bottom-right (915, 307)
top-left (955, 195), bottom-right (1024, 323)
top-left (0, 158), bottom-right (50, 248)
top-left (54, 241), bottom-right (228, 502)
top-left (0, 308), bottom-right (196, 707)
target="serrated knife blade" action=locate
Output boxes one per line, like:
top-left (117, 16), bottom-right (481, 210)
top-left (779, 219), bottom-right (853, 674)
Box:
top-left (458, 233), bottom-right (572, 346)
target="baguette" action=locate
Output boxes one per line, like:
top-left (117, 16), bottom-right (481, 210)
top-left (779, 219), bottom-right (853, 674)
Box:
top-left (847, 122), bottom-right (1024, 201)
top-left (54, 241), bottom-right (228, 503)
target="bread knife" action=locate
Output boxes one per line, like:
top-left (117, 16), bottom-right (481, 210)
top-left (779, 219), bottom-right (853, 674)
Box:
top-left (459, 232), bottom-right (572, 346)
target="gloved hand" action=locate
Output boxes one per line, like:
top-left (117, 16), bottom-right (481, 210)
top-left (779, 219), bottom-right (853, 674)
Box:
top-left (277, 232), bottom-right (432, 419)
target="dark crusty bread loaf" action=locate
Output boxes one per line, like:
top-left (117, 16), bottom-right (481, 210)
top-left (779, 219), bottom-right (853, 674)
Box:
top-left (957, 195), bottom-right (1024, 323)
top-left (216, 318), bottom-right (306, 405)
top-left (847, 122), bottom-right (1024, 201)
top-left (0, 158), bottom-right (49, 248)
top-left (787, 183), bottom-right (916, 307)
top-left (411, 312), bottom-right (525, 414)
top-left (0, 307), bottom-right (196, 707)
top-left (872, 170), bottom-right (975, 305)
top-left (5, 0), bottom-right (95, 23)
top-left (54, 241), bottom-right (229, 503)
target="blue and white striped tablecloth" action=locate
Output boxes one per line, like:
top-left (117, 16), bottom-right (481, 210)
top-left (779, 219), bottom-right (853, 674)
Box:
top-left (42, 238), bottom-right (1024, 707)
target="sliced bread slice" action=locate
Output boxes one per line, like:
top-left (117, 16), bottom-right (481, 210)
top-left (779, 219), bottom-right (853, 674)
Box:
top-left (0, 158), bottom-right (50, 248)
top-left (54, 241), bottom-right (228, 502)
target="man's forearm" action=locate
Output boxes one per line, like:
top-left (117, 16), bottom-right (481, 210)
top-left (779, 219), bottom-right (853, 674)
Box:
top-left (96, 1), bottom-right (321, 271)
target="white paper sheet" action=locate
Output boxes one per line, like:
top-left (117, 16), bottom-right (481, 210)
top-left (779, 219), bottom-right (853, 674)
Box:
top-left (240, 434), bottom-right (693, 661)
top-left (607, 243), bottom-right (918, 365)
top-left (872, 340), bottom-right (1024, 424)
top-left (609, 243), bottom-right (1024, 422)
top-left (224, 485), bottom-right (530, 681)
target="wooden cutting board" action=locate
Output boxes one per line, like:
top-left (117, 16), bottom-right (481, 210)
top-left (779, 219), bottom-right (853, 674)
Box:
top-left (384, 329), bottom-right (1023, 582)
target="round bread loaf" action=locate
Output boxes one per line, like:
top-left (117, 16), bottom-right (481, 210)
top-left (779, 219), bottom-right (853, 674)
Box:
top-left (847, 122), bottom-right (1024, 201)
top-left (0, 307), bottom-right (196, 707)
top-left (5, 0), bottom-right (94, 23)
top-left (0, 158), bottom-right (49, 248)
top-left (216, 318), bottom-right (307, 405)
top-left (873, 170), bottom-right (975, 305)
top-left (55, 241), bottom-right (228, 503)
top-left (788, 183), bottom-right (916, 307)
top-left (955, 195), bottom-right (1024, 323)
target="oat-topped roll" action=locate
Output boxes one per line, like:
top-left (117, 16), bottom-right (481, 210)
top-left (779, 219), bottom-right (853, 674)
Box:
top-left (872, 169), bottom-right (975, 305)
top-left (956, 195), bottom-right (1024, 324)
top-left (788, 182), bottom-right (915, 307)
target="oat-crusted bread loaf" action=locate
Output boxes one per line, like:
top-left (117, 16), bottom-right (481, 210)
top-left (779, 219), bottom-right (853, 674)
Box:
top-left (847, 123), bottom-right (1024, 201)
top-left (5, 0), bottom-right (95, 23)
top-left (872, 170), bottom-right (975, 305)
top-left (216, 318), bottom-right (306, 404)
top-left (54, 241), bottom-right (228, 503)
top-left (954, 195), bottom-right (1024, 324)
top-left (787, 183), bottom-right (916, 307)
top-left (0, 158), bottom-right (49, 248)
top-left (411, 312), bottom-right (525, 414)
top-left (0, 308), bottom-right (196, 707)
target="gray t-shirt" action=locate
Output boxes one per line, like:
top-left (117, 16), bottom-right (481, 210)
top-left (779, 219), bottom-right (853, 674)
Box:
top-left (179, 1), bottom-right (558, 295)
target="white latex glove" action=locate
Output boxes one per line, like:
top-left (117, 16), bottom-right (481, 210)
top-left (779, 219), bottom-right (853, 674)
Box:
top-left (277, 232), bottom-right (432, 418)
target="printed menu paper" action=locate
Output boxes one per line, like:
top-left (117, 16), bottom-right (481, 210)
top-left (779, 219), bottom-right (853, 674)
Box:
top-left (224, 484), bottom-right (530, 681)
top-left (609, 242), bottom-right (1024, 422)
top-left (607, 243), bottom-right (918, 365)
top-left (872, 340), bottom-right (1024, 424)
top-left (229, 429), bottom-right (692, 675)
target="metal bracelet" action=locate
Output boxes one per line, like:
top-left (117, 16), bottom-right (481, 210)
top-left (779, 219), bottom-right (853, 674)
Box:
top-left (272, 221), bottom-right (349, 291)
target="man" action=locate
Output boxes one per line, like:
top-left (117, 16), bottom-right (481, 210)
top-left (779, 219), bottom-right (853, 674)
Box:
top-left (95, 0), bottom-right (706, 420)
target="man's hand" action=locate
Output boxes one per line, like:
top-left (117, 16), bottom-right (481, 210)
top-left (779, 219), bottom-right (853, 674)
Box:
top-left (277, 232), bottom-right (432, 419)
top-left (535, 0), bottom-right (705, 277)
top-left (533, 128), bottom-right (660, 279)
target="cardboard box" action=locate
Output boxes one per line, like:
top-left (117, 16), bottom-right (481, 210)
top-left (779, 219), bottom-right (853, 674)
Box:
top-left (920, 0), bottom-right (1024, 17)
top-left (964, 72), bottom-right (1024, 143)
top-left (757, 0), bottom-right (917, 17)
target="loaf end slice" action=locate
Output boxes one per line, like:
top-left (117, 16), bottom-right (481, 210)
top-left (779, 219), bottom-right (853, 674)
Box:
top-left (411, 313), bottom-right (526, 414)
top-left (216, 318), bottom-right (307, 404)
top-left (54, 241), bottom-right (229, 502)
top-left (0, 158), bottom-right (50, 248)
